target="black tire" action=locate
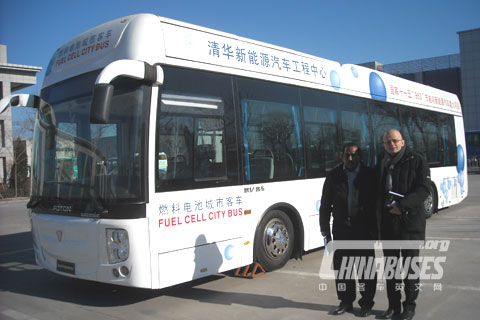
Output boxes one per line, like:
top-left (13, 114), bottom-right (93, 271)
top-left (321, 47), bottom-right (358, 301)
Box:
top-left (254, 210), bottom-right (294, 271)
top-left (423, 184), bottom-right (436, 219)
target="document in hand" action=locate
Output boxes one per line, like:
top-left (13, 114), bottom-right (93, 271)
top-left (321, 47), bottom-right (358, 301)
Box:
top-left (387, 191), bottom-right (405, 206)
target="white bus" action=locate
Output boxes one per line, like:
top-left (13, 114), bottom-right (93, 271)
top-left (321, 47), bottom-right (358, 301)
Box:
top-left (0, 14), bottom-right (467, 289)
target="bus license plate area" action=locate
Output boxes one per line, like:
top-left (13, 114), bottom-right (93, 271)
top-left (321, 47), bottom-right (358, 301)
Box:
top-left (57, 259), bottom-right (75, 275)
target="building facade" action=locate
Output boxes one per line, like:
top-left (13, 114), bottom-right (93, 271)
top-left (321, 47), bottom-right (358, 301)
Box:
top-left (360, 28), bottom-right (480, 132)
top-left (458, 28), bottom-right (480, 132)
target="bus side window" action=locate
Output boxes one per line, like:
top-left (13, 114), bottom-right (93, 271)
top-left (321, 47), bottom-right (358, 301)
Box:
top-left (195, 118), bottom-right (226, 180)
top-left (241, 98), bottom-right (302, 182)
top-left (303, 106), bottom-right (338, 176)
top-left (400, 108), bottom-right (456, 167)
top-left (155, 67), bottom-right (235, 192)
top-left (156, 115), bottom-right (194, 181)
top-left (155, 94), bottom-right (227, 190)
top-left (237, 78), bottom-right (303, 183)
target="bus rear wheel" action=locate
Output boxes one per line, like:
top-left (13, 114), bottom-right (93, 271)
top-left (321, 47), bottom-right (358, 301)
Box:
top-left (254, 210), bottom-right (294, 271)
top-left (423, 185), bottom-right (436, 219)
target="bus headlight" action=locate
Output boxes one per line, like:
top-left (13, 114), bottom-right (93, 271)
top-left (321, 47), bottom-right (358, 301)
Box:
top-left (106, 229), bottom-right (129, 264)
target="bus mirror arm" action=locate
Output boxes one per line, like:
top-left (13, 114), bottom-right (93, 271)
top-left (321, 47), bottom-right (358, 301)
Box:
top-left (0, 94), bottom-right (46, 114)
top-left (0, 94), bottom-right (56, 126)
top-left (1, 94), bottom-right (59, 149)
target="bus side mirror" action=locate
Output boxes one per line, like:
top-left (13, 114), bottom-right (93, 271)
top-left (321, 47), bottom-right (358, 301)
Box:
top-left (90, 84), bottom-right (114, 124)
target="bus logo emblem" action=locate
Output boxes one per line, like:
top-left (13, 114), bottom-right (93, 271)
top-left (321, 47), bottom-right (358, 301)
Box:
top-left (57, 231), bottom-right (63, 242)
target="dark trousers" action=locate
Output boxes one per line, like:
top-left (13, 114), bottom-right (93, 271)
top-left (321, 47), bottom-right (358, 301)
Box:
top-left (383, 247), bottom-right (420, 312)
top-left (333, 246), bottom-right (377, 309)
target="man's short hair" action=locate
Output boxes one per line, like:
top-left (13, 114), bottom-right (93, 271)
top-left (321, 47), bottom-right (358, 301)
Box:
top-left (343, 142), bottom-right (362, 156)
top-left (383, 128), bottom-right (404, 141)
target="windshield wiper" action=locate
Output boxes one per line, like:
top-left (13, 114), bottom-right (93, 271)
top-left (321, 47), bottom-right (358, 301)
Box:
top-left (40, 181), bottom-right (108, 215)
top-left (56, 181), bottom-right (108, 215)
top-left (26, 196), bottom-right (70, 210)
top-left (27, 197), bottom-right (48, 209)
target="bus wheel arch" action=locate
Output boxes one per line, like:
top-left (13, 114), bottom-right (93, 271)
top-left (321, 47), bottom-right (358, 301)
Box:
top-left (253, 203), bottom-right (304, 271)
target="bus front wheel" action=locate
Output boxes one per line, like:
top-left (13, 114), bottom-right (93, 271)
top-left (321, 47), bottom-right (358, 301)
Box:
top-left (254, 210), bottom-right (294, 271)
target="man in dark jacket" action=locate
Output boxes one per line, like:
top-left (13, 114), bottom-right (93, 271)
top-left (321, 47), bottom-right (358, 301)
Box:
top-left (320, 143), bottom-right (377, 317)
top-left (376, 129), bottom-right (430, 320)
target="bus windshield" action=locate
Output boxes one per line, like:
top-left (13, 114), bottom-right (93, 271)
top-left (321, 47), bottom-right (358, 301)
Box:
top-left (30, 71), bottom-right (150, 217)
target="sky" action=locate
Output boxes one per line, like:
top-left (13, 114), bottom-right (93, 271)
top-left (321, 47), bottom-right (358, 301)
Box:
top-left (0, 0), bottom-right (479, 96)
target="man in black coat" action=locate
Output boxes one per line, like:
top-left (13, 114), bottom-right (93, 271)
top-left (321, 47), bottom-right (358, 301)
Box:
top-left (376, 129), bottom-right (430, 320)
top-left (320, 143), bottom-right (377, 317)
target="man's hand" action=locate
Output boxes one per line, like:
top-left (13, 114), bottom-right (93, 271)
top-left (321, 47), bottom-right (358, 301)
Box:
top-left (388, 204), bottom-right (402, 215)
top-left (323, 235), bottom-right (332, 257)
top-left (322, 232), bottom-right (332, 244)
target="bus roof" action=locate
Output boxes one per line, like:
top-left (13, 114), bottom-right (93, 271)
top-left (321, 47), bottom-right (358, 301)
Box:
top-left (43, 13), bottom-right (462, 116)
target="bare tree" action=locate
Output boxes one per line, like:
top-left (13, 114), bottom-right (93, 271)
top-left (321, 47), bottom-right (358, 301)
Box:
top-left (10, 138), bottom-right (30, 197)
top-left (0, 108), bottom-right (36, 198)
top-left (12, 108), bottom-right (36, 139)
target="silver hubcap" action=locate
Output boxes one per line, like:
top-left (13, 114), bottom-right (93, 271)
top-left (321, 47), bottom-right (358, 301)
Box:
top-left (263, 219), bottom-right (289, 260)
top-left (424, 193), bottom-right (433, 214)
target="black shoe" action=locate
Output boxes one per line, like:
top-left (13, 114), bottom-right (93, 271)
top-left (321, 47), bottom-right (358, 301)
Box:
top-left (330, 303), bottom-right (353, 315)
top-left (378, 308), bottom-right (401, 319)
top-left (358, 307), bottom-right (372, 317)
top-left (399, 309), bottom-right (415, 320)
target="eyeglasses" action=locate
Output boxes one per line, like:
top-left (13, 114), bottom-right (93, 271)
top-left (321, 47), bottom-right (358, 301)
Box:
top-left (384, 139), bottom-right (403, 144)
top-left (344, 153), bottom-right (360, 158)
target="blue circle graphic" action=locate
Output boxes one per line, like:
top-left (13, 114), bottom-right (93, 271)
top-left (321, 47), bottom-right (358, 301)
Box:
top-left (330, 70), bottom-right (341, 91)
top-left (224, 245), bottom-right (235, 260)
top-left (369, 72), bottom-right (387, 101)
top-left (351, 66), bottom-right (358, 78)
top-left (457, 145), bottom-right (465, 173)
